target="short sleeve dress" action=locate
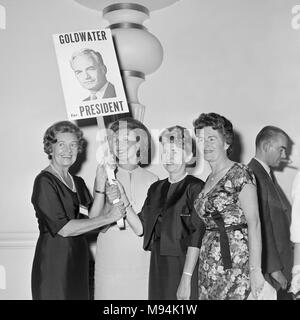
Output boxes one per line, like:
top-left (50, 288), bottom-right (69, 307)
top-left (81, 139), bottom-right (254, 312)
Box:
top-left (31, 171), bottom-right (93, 300)
top-left (194, 163), bottom-right (256, 300)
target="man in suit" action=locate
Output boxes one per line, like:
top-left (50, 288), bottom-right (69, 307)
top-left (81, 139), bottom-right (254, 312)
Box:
top-left (70, 48), bottom-right (116, 101)
top-left (248, 126), bottom-right (293, 300)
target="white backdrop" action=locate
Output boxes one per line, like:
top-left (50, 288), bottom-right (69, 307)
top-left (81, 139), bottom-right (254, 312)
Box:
top-left (0, 0), bottom-right (300, 299)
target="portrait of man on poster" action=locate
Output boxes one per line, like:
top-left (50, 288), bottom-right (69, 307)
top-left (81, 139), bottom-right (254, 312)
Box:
top-left (70, 48), bottom-right (117, 102)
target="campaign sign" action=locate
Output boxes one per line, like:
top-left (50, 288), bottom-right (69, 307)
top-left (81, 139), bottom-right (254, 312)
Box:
top-left (53, 29), bottom-right (128, 120)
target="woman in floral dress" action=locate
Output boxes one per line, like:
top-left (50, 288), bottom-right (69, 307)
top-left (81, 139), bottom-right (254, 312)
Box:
top-left (181, 112), bottom-right (265, 300)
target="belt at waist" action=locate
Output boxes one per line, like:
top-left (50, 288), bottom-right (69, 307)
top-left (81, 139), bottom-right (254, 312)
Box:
top-left (206, 223), bottom-right (248, 232)
top-left (206, 223), bottom-right (247, 270)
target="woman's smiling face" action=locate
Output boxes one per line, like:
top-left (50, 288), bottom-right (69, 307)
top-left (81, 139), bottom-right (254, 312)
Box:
top-left (51, 132), bottom-right (79, 169)
top-left (197, 126), bottom-right (228, 163)
top-left (112, 129), bottom-right (140, 165)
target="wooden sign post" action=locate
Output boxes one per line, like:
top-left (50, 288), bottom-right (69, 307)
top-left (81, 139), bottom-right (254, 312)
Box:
top-left (96, 116), bottom-right (125, 229)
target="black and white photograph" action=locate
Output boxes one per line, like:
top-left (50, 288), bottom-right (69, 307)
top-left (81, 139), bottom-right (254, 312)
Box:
top-left (1, 0), bottom-right (300, 311)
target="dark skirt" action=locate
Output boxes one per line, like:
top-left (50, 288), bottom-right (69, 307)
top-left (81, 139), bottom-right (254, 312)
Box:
top-left (148, 239), bottom-right (198, 300)
top-left (31, 233), bottom-right (89, 300)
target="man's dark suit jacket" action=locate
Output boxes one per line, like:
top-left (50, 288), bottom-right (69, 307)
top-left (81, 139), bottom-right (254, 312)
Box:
top-left (248, 158), bottom-right (293, 290)
top-left (83, 82), bottom-right (116, 101)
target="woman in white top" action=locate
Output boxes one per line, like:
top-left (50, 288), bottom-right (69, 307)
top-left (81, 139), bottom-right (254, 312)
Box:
top-left (290, 171), bottom-right (300, 299)
top-left (93, 117), bottom-right (158, 300)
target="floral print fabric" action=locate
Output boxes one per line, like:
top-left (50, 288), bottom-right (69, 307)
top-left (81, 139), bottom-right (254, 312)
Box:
top-left (194, 163), bottom-right (256, 300)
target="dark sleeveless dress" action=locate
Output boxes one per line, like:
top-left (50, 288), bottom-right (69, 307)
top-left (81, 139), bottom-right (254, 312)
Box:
top-left (31, 171), bottom-right (93, 300)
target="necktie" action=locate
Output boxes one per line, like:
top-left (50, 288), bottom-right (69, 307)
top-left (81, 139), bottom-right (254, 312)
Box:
top-left (270, 169), bottom-right (277, 185)
top-left (90, 93), bottom-right (97, 100)
top-left (269, 169), bottom-right (290, 222)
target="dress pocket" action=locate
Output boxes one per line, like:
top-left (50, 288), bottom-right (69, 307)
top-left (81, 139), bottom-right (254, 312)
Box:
top-left (179, 205), bottom-right (191, 217)
top-left (178, 206), bottom-right (193, 241)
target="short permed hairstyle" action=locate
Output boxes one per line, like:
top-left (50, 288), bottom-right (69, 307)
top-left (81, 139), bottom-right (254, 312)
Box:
top-left (43, 121), bottom-right (85, 159)
top-left (159, 125), bottom-right (194, 160)
top-left (193, 112), bottom-right (234, 155)
top-left (108, 117), bottom-right (152, 166)
top-left (255, 125), bottom-right (289, 149)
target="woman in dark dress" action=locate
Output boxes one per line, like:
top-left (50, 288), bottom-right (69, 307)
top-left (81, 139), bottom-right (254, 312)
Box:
top-left (31, 121), bottom-right (124, 300)
top-left (109, 126), bottom-right (205, 300)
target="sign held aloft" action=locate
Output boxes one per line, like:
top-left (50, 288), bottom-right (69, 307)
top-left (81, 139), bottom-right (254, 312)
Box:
top-left (53, 29), bottom-right (129, 121)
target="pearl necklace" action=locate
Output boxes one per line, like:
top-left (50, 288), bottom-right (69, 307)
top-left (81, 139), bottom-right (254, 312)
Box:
top-left (50, 164), bottom-right (76, 192)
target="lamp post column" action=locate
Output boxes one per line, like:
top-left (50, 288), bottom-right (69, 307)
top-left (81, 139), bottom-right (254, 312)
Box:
top-left (103, 3), bottom-right (163, 122)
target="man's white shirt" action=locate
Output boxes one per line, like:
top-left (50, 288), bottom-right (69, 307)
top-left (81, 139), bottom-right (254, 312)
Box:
top-left (90, 81), bottom-right (109, 100)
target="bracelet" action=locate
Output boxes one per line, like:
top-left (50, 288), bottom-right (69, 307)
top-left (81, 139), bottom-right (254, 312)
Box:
top-left (183, 271), bottom-right (193, 276)
top-left (95, 190), bottom-right (105, 194)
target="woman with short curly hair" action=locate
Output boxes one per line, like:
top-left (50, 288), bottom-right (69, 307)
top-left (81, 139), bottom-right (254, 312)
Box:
top-left (43, 121), bottom-right (85, 158)
top-left (184, 112), bottom-right (265, 300)
top-left (31, 121), bottom-right (124, 300)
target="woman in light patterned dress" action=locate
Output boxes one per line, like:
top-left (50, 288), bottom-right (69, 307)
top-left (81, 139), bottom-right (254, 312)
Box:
top-left (179, 113), bottom-right (265, 300)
